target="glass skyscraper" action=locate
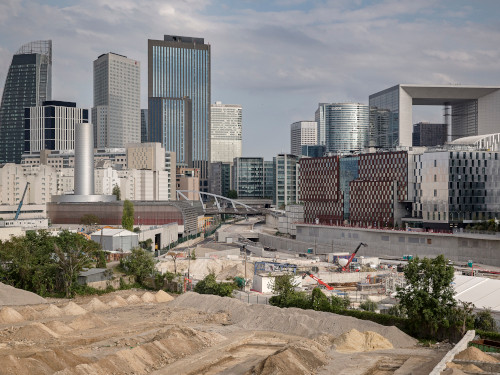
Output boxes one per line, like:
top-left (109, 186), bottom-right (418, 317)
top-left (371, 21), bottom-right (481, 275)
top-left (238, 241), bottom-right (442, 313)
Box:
top-left (0, 40), bottom-right (52, 164)
top-left (316, 103), bottom-right (370, 154)
top-left (148, 35), bottom-right (211, 190)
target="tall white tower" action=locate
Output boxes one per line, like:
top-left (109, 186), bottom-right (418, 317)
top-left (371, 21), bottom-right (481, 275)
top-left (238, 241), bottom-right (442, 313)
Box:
top-left (92, 52), bottom-right (140, 148)
top-left (210, 101), bottom-right (242, 163)
top-left (290, 121), bottom-right (317, 156)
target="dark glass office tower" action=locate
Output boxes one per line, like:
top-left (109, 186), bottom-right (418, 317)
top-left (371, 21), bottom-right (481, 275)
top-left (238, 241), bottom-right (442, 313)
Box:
top-left (148, 35), bottom-right (211, 190)
top-left (0, 40), bottom-right (52, 164)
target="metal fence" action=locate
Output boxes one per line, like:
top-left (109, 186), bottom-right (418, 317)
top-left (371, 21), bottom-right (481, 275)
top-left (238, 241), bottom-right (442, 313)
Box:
top-left (233, 290), bottom-right (272, 305)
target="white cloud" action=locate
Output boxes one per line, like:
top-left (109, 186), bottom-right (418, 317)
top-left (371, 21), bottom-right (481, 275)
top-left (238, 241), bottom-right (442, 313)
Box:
top-left (0, 0), bottom-right (499, 158)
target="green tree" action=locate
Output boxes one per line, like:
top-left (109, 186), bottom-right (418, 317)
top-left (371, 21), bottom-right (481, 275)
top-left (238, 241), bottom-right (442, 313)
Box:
top-left (311, 287), bottom-right (330, 311)
top-left (475, 308), bottom-right (498, 332)
top-left (227, 190), bottom-right (238, 199)
top-left (120, 247), bottom-right (155, 284)
top-left (194, 273), bottom-right (237, 297)
top-left (122, 199), bottom-right (135, 231)
top-left (112, 184), bottom-right (121, 200)
top-left (360, 300), bottom-right (378, 312)
top-left (53, 242), bottom-right (92, 298)
top-left (397, 255), bottom-right (456, 337)
top-left (80, 214), bottom-right (100, 226)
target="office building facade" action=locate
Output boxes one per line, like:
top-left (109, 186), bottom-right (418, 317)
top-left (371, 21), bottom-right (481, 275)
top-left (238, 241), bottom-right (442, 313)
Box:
top-left (290, 121), bottom-right (317, 156)
top-left (273, 154), bottom-right (299, 207)
top-left (210, 101), bottom-right (242, 163)
top-left (315, 103), bottom-right (370, 154)
top-left (141, 109), bottom-right (148, 143)
top-left (25, 101), bottom-right (88, 154)
top-left (0, 40), bottom-right (52, 164)
top-left (92, 52), bottom-right (140, 148)
top-left (209, 162), bottom-right (232, 197)
top-left (232, 157), bottom-right (264, 198)
top-left (148, 35), bottom-right (211, 190)
top-left (412, 122), bottom-right (447, 147)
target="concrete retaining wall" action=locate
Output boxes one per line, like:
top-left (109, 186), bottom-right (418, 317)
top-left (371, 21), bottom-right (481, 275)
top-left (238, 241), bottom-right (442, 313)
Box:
top-left (295, 225), bottom-right (500, 266)
top-left (429, 330), bottom-right (475, 375)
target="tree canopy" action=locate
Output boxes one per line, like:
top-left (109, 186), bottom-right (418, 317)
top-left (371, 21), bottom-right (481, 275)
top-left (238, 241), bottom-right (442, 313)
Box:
top-left (122, 199), bottom-right (134, 231)
top-left (112, 185), bottom-right (121, 201)
top-left (120, 247), bottom-right (154, 284)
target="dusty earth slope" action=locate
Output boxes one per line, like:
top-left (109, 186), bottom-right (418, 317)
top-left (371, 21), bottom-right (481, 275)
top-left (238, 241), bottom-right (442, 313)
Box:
top-left (0, 288), bottom-right (444, 374)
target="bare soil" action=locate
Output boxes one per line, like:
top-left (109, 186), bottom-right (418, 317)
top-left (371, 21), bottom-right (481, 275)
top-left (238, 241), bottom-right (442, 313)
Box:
top-left (0, 288), bottom-right (445, 374)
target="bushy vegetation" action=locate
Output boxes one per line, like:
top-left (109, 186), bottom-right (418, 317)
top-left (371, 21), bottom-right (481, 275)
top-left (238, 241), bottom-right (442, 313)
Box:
top-left (0, 230), bottom-right (106, 297)
top-left (119, 247), bottom-right (155, 284)
top-left (121, 199), bottom-right (134, 231)
top-left (194, 273), bottom-right (238, 297)
top-left (360, 300), bottom-right (378, 312)
top-left (466, 219), bottom-right (499, 232)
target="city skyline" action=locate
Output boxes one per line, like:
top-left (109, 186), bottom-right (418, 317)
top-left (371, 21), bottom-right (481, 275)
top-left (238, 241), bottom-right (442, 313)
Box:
top-left (0, 1), bottom-right (499, 159)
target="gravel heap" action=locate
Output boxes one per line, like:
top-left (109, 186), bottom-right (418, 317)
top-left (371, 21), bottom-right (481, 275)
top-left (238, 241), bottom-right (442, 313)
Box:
top-left (0, 282), bottom-right (46, 306)
top-left (170, 292), bottom-right (417, 348)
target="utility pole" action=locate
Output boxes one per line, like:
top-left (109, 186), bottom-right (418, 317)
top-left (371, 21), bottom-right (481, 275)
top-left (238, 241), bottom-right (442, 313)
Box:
top-left (243, 245), bottom-right (247, 291)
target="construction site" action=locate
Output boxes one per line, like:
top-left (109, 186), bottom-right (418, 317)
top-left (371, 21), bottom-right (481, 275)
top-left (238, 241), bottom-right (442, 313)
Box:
top-left (1, 218), bottom-right (500, 374)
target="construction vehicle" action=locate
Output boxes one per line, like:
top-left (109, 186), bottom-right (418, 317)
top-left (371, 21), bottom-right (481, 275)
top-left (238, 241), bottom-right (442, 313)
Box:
top-left (340, 242), bottom-right (367, 272)
top-left (14, 182), bottom-right (30, 220)
top-left (302, 272), bottom-right (334, 290)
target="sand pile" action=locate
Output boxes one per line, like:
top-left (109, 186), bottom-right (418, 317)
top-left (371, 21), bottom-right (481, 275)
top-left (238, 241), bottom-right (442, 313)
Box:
top-left (12, 322), bottom-right (59, 341)
top-left (0, 282), bottom-right (47, 306)
top-left (45, 320), bottom-right (74, 334)
top-left (69, 313), bottom-right (107, 331)
top-left (0, 354), bottom-right (54, 375)
top-left (333, 329), bottom-right (393, 352)
top-left (155, 290), bottom-right (174, 303)
top-left (53, 326), bottom-right (222, 374)
top-left (40, 304), bottom-right (63, 318)
top-left (62, 302), bottom-right (87, 316)
top-left (126, 294), bottom-right (142, 304)
top-left (247, 341), bottom-right (327, 375)
top-left (447, 362), bottom-right (484, 373)
top-left (0, 306), bottom-right (24, 323)
top-left (454, 346), bottom-right (499, 363)
top-left (29, 349), bottom-right (90, 372)
top-left (141, 292), bottom-right (156, 303)
top-left (16, 306), bottom-right (41, 321)
top-left (85, 297), bottom-right (110, 312)
top-left (108, 296), bottom-right (128, 308)
top-left (170, 293), bottom-right (416, 348)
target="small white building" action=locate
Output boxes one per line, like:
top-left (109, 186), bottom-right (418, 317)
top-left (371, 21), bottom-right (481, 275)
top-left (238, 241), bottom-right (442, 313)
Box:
top-left (252, 273), bottom-right (303, 294)
top-left (90, 228), bottom-right (139, 252)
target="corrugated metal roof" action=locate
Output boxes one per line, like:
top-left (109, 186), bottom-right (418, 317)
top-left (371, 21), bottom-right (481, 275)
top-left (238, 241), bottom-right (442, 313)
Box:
top-left (79, 268), bottom-right (108, 277)
top-left (453, 274), bottom-right (500, 311)
top-left (90, 229), bottom-right (138, 237)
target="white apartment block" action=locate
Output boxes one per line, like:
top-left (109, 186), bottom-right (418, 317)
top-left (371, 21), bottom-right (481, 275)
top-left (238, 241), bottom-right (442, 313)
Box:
top-left (126, 142), bottom-right (165, 171)
top-left (95, 168), bottom-right (120, 195)
top-left (290, 121), bottom-right (317, 156)
top-left (118, 169), bottom-right (169, 201)
top-left (210, 101), bottom-right (242, 163)
top-left (92, 52), bottom-right (140, 148)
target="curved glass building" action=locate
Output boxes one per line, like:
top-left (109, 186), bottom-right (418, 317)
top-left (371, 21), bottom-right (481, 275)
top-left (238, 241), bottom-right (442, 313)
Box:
top-left (0, 40), bottom-right (52, 164)
top-left (317, 103), bottom-right (370, 154)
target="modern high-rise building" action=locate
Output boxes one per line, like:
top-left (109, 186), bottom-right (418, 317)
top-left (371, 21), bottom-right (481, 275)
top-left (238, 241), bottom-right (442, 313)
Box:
top-left (148, 35), bottom-right (211, 191)
top-left (141, 109), bottom-right (148, 143)
top-left (92, 52), bottom-right (140, 148)
top-left (24, 101), bottom-right (88, 154)
top-left (412, 122), bottom-right (447, 147)
top-left (264, 161), bottom-right (274, 199)
top-left (290, 121), bottom-right (317, 156)
top-left (0, 40), bottom-right (52, 164)
top-left (315, 103), bottom-right (370, 154)
top-left (209, 162), bottom-right (232, 197)
top-left (210, 101), bottom-right (242, 163)
top-left (232, 157), bottom-right (264, 198)
top-left (273, 154), bottom-right (299, 207)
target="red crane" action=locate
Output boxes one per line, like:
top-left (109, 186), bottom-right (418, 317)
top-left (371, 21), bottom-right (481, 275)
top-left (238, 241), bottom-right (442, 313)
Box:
top-left (342, 242), bottom-right (367, 272)
top-left (302, 272), bottom-right (334, 290)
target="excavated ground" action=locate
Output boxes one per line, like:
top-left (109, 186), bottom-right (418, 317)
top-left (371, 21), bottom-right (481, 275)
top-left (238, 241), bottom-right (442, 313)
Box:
top-left (0, 289), bottom-right (445, 374)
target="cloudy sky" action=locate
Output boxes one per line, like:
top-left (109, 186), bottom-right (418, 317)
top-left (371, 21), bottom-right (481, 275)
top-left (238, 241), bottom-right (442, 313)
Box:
top-left (1, 0), bottom-right (499, 159)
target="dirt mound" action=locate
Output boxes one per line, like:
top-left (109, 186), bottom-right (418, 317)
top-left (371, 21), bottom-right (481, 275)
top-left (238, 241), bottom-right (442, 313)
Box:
top-left (29, 349), bottom-right (90, 372)
top-left (141, 292), bottom-right (157, 303)
top-left (0, 282), bottom-right (47, 306)
top-left (40, 304), bottom-right (63, 318)
top-left (85, 297), bottom-right (110, 312)
top-left (170, 293), bottom-right (415, 348)
top-left (454, 346), bottom-right (499, 363)
top-left (0, 354), bottom-right (54, 375)
top-left (126, 294), bottom-right (142, 304)
top-left (334, 329), bottom-right (393, 352)
top-left (44, 320), bottom-right (74, 334)
top-left (108, 296), bottom-right (128, 308)
top-left (69, 313), bottom-right (107, 331)
top-left (16, 306), bottom-right (41, 321)
top-left (155, 290), bottom-right (174, 303)
top-left (0, 306), bottom-right (24, 323)
top-left (13, 322), bottom-right (59, 340)
top-left (61, 302), bottom-right (87, 316)
top-left (247, 341), bottom-right (327, 375)
top-left (448, 362), bottom-right (484, 372)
